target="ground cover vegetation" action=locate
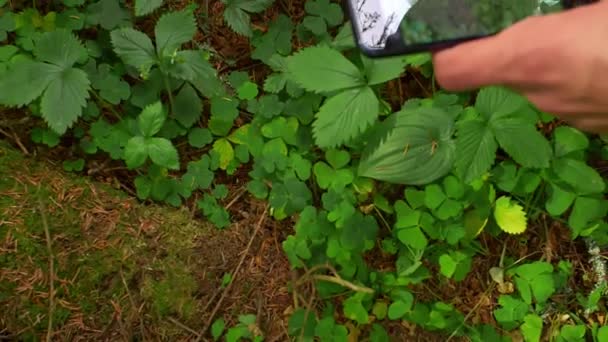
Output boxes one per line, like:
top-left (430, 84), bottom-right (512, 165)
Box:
top-left (0, 0), bottom-right (608, 340)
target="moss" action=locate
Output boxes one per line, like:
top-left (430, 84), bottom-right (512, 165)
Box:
top-left (0, 142), bottom-right (218, 338)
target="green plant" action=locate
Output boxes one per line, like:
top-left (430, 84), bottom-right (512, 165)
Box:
top-left (1, 0), bottom-right (608, 340)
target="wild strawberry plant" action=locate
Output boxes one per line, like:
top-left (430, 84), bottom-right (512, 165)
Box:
top-left (1, 0), bottom-right (607, 341)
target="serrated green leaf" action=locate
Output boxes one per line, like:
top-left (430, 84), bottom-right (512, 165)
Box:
top-left (455, 118), bottom-right (497, 182)
top-left (492, 118), bottom-right (552, 169)
top-left (41, 67), bottom-right (90, 134)
top-left (155, 9), bottom-right (196, 55)
top-left (358, 107), bottom-right (455, 185)
top-left (362, 54), bottom-right (406, 85)
top-left (110, 27), bottom-right (157, 70)
top-left (287, 45), bottom-right (364, 93)
top-left (223, 5), bottom-right (251, 36)
top-left (213, 138), bottom-right (234, 170)
top-left (124, 136), bottom-right (148, 168)
top-left (138, 101), bottom-right (165, 137)
top-left (313, 86), bottom-right (378, 148)
top-left (173, 83), bottom-right (201, 128)
top-left (166, 50), bottom-right (217, 82)
top-left (251, 15), bottom-right (293, 62)
top-left (147, 137), bottom-right (180, 169)
top-left (476, 86), bottom-right (528, 121)
top-left (494, 196), bottom-right (527, 235)
top-left (182, 156), bottom-right (214, 191)
top-left (0, 60), bottom-right (56, 107)
top-left (34, 29), bottom-right (86, 68)
top-left (135, 0), bottom-right (163, 16)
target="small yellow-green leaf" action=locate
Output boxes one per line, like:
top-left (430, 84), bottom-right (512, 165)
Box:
top-left (212, 138), bottom-right (234, 170)
top-left (494, 196), bottom-right (527, 235)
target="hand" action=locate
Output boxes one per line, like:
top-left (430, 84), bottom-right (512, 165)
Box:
top-left (432, 1), bottom-right (608, 133)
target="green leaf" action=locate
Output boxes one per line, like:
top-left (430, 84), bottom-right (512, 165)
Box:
top-left (362, 55), bottom-right (406, 85)
top-left (358, 107), bottom-right (456, 185)
top-left (124, 136), bottom-right (148, 168)
top-left (223, 5), bottom-right (251, 36)
top-left (212, 138), bottom-right (234, 170)
top-left (568, 197), bottom-right (607, 237)
top-left (110, 27), bottom-right (157, 70)
top-left (211, 318), bottom-right (225, 341)
top-left (182, 156), bottom-right (214, 191)
top-left (147, 137), bottom-right (180, 169)
top-left (388, 299), bottom-right (413, 320)
top-left (513, 262), bottom-right (555, 304)
top-left (89, 64), bottom-right (131, 105)
top-left (154, 9), bottom-right (196, 55)
top-left (455, 118), bottom-right (497, 182)
top-left (287, 45), bottom-right (364, 93)
top-left (237, 81), bottom-right (258, 100)
top-left (476, 86), bottom-right (528, 121)
top-left (439, 254), bottom-right (457, 278)
top-left (166, 50), bottom-right (217, 84)
top-left (521, 314), bottom-right (543, 342)
top-left (138, 101), bottom-right (165, 137)
top-left (0, 60), bottom-right (56, 107)
top-left (424, 185), bottom-right (446, 210)
top-left (492, 118), bottom-right (552, 168)
top-left (34, 29), bottom-right (86, 68)
top-left (494, 196), bottom-right (527, 235)
top-left (305, 0), bottom-right (343, 26)
top-left (552, 158), bottom-right (605, 195)
top-left (493, 295), bottom-right (529, 330)
top-left (41, 67), bottom-right (90, 135)
top-left (313, 86), bottom-right (378, 148)
top-left (86, 0), bottom-right (130, 30)
top-left (545, 183), bottom-right (576, 216)
top-left (135, 0), bottom-right (164, 16)
top-left (188, 127), bottom-right (212, 148)
top-left (343, 293), bottom-right (369, 324)
top-left (553, 126), bottom-right (589, 158)
top-left (173, 84), bottom-right (202, 128)
top-left (326, 149), bottom-right (350, 169)
top-left (559, 325), bottom-right (586, 342)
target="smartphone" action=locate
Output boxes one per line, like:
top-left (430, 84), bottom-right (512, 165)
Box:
top-left (346, 0), bottom-right (597, 57)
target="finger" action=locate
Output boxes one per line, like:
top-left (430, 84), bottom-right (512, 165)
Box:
top-left (566, 117), bottom-right (608, 134)
top-left (431, 34), bottom-right (515, 91)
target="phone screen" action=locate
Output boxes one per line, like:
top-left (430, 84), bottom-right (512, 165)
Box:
top-left (352, 0), bottom-right (565, 53)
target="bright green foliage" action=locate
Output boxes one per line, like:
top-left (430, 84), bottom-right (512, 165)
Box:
top-left (494, 196), bottom-right (527, 234)
top-left (511, 261), bottom-right (556, 305)
top-left (6, 0), bottom-right (608, 340)
top-left (359, 107), bottom-right (455, 185)
top-left (521, 314), bottom-right (543, 342)
top-left (124, 101), bottom-right (180, 169)
top-left (0, 30), bottom-right (90, 134)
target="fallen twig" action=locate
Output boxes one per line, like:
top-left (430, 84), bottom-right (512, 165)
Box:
top-left (38, 195), bottom-right (54, 342)
top-left (195, 204), bottom-right (269, 341)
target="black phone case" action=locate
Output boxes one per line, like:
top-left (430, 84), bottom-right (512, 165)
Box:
top-left (345, 0), bottom-right (596, 58)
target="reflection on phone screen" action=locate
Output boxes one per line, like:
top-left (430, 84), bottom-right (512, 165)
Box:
top-left (353, 0), bottom-right (563, 49)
